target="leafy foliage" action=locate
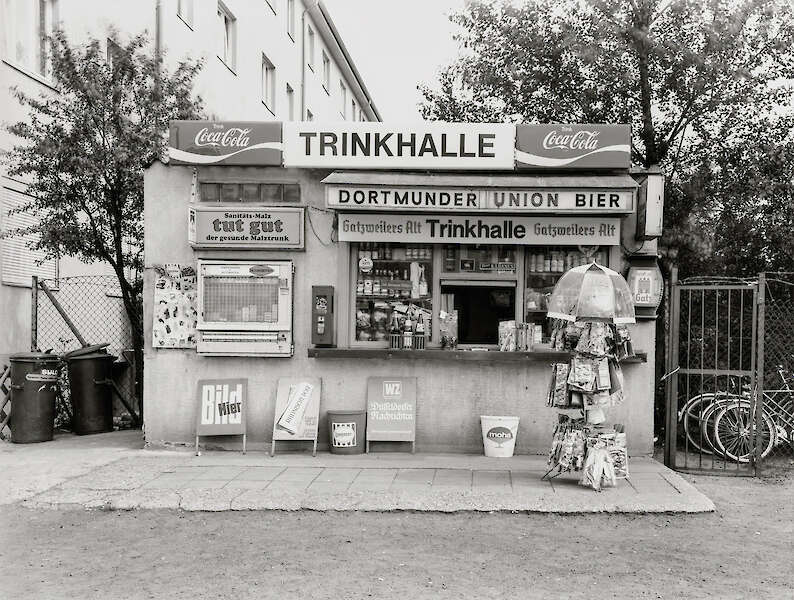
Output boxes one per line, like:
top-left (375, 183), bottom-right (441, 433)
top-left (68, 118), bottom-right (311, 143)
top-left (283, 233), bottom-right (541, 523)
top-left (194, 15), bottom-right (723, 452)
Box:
top-left (3, 30), bottom-right (203, 396)
top-left (420, 0), bottom-right (794, 277)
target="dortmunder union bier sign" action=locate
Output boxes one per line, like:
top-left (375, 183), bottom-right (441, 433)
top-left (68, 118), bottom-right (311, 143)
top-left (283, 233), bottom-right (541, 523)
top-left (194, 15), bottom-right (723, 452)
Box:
top-left (168, 121), bottom-right (631, 170)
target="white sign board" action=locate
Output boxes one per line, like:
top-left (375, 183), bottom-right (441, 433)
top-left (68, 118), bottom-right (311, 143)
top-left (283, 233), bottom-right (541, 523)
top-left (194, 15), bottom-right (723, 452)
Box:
top-left (282, 122), bottom-right (516, 170)
top-left (338, 213), bottom-right (621, 245)
top-left (326, 186), bottom-right (634, 213)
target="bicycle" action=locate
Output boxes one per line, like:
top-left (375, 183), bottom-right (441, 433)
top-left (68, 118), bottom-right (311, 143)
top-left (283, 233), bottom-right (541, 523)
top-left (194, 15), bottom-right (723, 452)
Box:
top-left (678, 365), bottom-right (794, 463)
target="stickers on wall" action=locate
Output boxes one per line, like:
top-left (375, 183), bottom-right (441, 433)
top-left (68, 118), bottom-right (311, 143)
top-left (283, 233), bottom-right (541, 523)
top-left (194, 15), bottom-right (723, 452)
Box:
top-left (152, 263), bottom-right (198, 349)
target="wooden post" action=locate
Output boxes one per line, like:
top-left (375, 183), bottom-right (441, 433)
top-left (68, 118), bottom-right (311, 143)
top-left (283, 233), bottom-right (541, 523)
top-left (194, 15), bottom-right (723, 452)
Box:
top-left (31, 276), bottom-right (38, 351)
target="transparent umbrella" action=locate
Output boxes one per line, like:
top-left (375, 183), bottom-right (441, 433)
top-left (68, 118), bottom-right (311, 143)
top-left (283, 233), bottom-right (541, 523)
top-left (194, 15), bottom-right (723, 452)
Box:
top-left (546, 262), bottom-right (635, 324)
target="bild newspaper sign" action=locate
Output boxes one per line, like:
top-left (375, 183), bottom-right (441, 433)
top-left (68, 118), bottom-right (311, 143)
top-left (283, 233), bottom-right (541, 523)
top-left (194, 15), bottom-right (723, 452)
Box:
top-left (366, 376), bottom-right (417, 446)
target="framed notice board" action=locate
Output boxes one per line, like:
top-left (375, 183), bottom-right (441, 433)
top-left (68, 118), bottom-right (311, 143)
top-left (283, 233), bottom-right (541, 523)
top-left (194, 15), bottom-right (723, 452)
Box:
top-left (272, 377), bottom-right (321, 456)
top-left (195, 378), bottom-right (247, 455)
top-left (366, 376), bottom-right (417, 453)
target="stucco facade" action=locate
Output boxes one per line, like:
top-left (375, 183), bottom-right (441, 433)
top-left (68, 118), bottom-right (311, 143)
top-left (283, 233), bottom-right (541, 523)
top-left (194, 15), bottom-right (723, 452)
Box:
top-left (143, 160), bottom-right (656, 455)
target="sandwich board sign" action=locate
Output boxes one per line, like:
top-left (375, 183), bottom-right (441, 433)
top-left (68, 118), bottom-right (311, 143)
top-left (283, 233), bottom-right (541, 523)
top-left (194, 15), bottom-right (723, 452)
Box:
top-left (366, 376), bottom-right (417, 453)
top-left (272, 377), bottom-right (321, 456)
top-left (195, 378), bottom-right (247, 455)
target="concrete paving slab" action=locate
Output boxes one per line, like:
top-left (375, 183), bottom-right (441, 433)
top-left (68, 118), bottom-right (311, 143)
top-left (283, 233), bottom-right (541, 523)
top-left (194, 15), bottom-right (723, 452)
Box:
top-left (3, 432), bottom-right (715, 513)
top-left (233, 467), bottom-right (285, 480)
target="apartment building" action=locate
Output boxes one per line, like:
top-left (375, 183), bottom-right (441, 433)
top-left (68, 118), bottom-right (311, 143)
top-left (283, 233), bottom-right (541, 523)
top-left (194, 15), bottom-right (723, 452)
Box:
top-left (0, 0), bottom-right (381, 363)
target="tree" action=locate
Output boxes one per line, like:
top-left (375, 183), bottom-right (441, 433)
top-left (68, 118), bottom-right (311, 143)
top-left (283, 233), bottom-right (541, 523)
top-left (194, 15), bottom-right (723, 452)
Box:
top-left (420, 0), bottom-right (794, 274)
top-left (4, 30), bottom-right (204, 407)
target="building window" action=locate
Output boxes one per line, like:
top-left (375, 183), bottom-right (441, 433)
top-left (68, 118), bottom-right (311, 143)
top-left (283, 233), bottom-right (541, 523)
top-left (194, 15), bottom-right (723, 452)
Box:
top-left (3, 0), bottom-right (59, 78)
top-left (199, 182), bottom-right (300, 204)
top-left (307, 26), bottom-right (315, 70)
top-left (322, 51), bottom-right (330, 92)
top-left (351, 99), bottom-right (357, 121)
top-left (265, 0), bottom-right (277, 15)
top-left (306, 109), bottom-right (314, 121)
top-left (286, 84), bottom-right (295, 120)
top-left (287, 0), bottom-right (295, 39)
top-left (340, 81), bottom-right (347, 118)
top-left (261, 53), bottom-right (276, 113)
top-left (177, 0), bottom-right (194, 28)
top-left (217, 2), bottom-right (236, 71)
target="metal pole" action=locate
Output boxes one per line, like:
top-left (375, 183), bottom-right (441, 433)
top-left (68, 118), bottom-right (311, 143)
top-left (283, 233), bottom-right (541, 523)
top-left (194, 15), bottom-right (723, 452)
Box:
top-left (31, 276), bottom-right (38, 351)
top-left (38, 279), bottom-right (89, 347)
top-left (754, 272), bottom-right (766, 473)
top-left (664, 266), bottom-right (680, 469)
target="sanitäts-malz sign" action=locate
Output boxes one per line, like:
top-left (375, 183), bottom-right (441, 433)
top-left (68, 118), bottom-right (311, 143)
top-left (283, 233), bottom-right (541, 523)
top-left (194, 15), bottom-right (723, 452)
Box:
top-left (168, 121), bottom-right (631, 170)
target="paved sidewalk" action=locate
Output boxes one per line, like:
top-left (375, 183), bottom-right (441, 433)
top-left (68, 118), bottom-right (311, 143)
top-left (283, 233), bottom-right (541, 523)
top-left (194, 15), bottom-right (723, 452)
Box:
top-left (2, 431), bottom-right (714, 513)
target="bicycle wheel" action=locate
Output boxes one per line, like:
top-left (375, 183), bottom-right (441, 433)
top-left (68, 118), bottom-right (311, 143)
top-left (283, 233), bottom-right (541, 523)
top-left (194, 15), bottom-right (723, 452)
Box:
top-left (680, 394), bottom-right (739, 456)
top-left (713, 403), bottom-right (776, 463)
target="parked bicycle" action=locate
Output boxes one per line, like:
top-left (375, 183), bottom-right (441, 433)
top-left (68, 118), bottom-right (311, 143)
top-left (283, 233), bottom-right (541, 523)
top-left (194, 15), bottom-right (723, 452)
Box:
top-left (678, 366), bottom-right (794, 463)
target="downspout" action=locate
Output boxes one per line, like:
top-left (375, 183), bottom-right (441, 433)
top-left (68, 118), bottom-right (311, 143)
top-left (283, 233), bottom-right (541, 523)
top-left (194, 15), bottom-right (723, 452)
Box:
top-left (154, 0), bottom-right (163, 96)
top-left (300, 3), bottom-right (314, 120)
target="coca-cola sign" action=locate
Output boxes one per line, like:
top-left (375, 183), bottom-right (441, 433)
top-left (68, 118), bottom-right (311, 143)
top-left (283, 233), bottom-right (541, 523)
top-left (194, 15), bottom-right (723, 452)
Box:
top-left (516, 124), bottom-right (629, 170)
top-left (194, 126), bottom-right (252, 149)
top-left (169, 121), bottom-right (282, 165)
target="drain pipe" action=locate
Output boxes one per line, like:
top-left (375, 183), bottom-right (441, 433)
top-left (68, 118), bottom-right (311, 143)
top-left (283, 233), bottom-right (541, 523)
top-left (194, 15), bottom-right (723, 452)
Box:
top-left (154, 0), bottom-right (163, 96)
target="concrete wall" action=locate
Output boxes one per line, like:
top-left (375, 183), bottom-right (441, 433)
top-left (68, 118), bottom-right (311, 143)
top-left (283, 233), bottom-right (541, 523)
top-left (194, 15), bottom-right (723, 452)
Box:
top-left (143, 162), bottom-right (656, 455)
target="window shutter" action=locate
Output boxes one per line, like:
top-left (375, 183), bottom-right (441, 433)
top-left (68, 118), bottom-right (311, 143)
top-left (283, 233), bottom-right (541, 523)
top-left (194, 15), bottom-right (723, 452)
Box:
top-left (1, 183), bottom-right (57, 286)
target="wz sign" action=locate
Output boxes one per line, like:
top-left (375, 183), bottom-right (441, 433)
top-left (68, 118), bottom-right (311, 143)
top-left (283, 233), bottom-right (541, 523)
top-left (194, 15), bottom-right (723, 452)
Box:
top-left (367, 377), bottom-right (416, 443)
top-left (195, 378), bottom-right (247, 436)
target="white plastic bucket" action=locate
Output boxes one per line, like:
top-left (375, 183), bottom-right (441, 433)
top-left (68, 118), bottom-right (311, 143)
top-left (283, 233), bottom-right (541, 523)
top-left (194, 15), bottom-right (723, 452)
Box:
top-left (480, 415), bottom-right (520, 457)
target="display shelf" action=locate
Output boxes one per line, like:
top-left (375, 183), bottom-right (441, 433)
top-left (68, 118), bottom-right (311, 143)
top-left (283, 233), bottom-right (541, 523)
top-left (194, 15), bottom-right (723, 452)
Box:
top-left (309, 348), bottom-right (648, 363)
top-left (357, 296), bottom-right (432, 301)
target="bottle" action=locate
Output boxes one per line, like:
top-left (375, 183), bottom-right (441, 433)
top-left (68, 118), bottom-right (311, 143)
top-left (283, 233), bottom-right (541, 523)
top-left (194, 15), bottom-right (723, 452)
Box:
top-left (418, 266), bottom-right (428, 296)
top-left (372, 243), bottom-right (380, 260)
top-left (373, 270), bottom-right (381, 296)
top-left (415, 314), bottom-right (425, 336)
top-left (543, 253), bottom-right (551, 272)
top-left (402, 316), bottom-right (413, 349)
top-left (357, 277), bottom-right (364, 296)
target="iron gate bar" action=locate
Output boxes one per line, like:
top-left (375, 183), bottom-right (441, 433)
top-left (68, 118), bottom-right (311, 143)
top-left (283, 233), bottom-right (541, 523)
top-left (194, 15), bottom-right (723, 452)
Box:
top-left (755, 273), bottom-right (765, 469)
top-left (665, 275), bottom-right (759, 475)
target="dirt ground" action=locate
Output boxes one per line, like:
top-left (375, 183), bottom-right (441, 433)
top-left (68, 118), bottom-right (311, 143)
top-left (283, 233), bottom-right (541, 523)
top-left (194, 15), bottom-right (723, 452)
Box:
top-left (1, 470), bottom-right (792, 600)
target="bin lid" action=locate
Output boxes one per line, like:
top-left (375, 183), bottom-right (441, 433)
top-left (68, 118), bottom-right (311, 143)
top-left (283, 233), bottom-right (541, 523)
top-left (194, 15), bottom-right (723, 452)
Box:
top-left (66, 352), bottom-right (117, 362)
top-left (327, 410), bottom-right (367, 416)
top-left (63, 343), bottom-right (110, 359)
top-left (9, 351), bottom-right (61, 363)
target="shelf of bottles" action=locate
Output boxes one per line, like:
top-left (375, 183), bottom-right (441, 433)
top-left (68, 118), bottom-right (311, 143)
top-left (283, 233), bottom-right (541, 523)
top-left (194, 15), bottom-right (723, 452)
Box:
top-left (525, 246), bottom-right (609, 343)
top-left (355, 242), bottom-right (433, 346)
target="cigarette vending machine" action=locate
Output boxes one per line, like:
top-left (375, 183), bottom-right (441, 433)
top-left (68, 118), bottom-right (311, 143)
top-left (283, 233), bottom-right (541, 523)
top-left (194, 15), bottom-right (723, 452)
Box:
top-left (311, 285), bottom-right (335, 347)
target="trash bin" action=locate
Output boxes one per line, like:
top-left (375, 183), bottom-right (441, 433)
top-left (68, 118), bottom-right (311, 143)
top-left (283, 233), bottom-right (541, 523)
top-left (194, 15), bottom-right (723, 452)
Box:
top-left (327, 410), bottom-right (366, 454)
top-left (9, 352), bottom-right (60, 443)
top-left (480, 415), bottom-right (520, 457)
top-left (65, 347), bottom-right (116, 435)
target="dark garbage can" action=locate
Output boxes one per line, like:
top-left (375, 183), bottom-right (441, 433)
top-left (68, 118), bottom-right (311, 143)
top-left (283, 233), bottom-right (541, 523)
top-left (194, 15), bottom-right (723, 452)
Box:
top-left (65, 347), bottom-right (116, 435)
top-left (9, 352), bottom-right (60, 443)
top-left (327, 410), bottom-right (366, 454)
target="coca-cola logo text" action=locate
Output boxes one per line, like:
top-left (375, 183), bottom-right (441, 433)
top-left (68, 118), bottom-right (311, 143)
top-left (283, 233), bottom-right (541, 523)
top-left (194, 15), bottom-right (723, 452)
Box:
top-left (194, 127), bottom-right (252, 149)
top-left (542, 130), bottom-right (600, 152)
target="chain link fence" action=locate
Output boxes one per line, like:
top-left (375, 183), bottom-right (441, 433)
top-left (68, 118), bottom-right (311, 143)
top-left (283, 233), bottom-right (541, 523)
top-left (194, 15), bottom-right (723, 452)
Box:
top-left (33, 275), bottom-right (140, 430)
top-left (758, 274), bottom-right (794, 470)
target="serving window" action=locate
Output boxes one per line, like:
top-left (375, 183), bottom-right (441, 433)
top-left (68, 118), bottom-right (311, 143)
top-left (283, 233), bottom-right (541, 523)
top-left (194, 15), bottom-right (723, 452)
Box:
top-left (348, 243), bottom-right (611, 350)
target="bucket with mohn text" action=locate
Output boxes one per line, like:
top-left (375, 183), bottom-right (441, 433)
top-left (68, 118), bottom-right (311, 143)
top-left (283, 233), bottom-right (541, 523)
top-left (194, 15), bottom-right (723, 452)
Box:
top-left (480, 416), bottom-right (520, 457)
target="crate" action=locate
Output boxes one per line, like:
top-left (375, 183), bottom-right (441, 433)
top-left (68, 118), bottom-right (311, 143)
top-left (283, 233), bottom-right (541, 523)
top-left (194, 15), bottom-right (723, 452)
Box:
top-left (389, 334), bottom-right (403, 350)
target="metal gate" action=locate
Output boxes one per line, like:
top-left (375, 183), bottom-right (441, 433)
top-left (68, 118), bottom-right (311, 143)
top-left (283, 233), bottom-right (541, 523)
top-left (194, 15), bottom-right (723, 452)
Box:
top-left (664, 270), bottom-right (761, 474)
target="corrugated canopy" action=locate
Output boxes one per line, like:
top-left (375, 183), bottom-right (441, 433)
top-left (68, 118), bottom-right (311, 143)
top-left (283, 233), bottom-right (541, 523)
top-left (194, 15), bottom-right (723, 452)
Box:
top-left (321, 171), bottom-right (639, 189)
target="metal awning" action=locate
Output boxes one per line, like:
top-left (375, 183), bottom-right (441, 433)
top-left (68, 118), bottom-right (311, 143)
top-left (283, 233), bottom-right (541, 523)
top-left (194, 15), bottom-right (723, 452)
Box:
top-left (321, 171), bottom-right (639, 189)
